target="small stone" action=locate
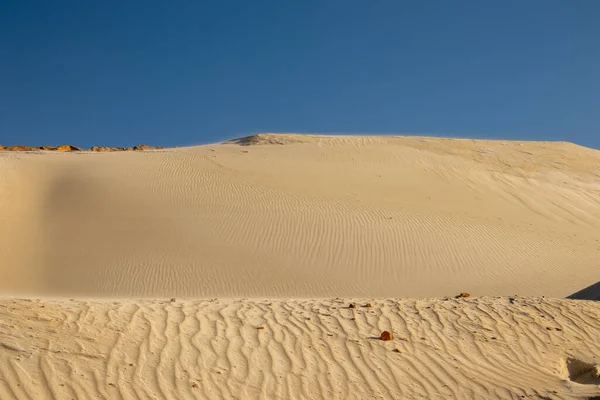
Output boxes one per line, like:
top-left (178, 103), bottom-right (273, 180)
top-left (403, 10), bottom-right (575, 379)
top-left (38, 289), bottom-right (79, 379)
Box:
top-left (394, 348), bottom-right (402, 353)
top-left (364, 303), bottom-right (373, 308)
top-left (192, 383), bottom-right (199, 389)
top-left (348, 303), bottom-right (356, 309)
top-left (380, 331), bottom-right (393, 341)
top-left (170, 298), bottom-right (176, 302)
top-left (257, 326), bottom-right (265, 330)
top-left (456, 293), bottom-right (471, 298)
top-left (555, 328), bottom-right (562, 331)
top-left (591, 365), bottom-right (600, 380)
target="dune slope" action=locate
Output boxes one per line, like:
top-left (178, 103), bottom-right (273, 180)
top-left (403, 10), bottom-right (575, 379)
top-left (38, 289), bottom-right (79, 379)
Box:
top-left (1, 134), bottom-right (599, 298)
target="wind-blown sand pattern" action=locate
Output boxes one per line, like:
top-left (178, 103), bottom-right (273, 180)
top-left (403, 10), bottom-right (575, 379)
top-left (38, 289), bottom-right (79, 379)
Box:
top-left (1, 134), bottom-right (599, 298)
top-left (1, 134), bottom-right (600, 399)
top-left (1, 297), bottom-right (599, 399)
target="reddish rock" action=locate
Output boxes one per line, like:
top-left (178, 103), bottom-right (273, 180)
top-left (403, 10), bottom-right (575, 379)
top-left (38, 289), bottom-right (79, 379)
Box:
top-left (456, 293), bottom-right (471, 298)
top-left (380, 331), bottom-right (393, 341)
top-left (133, 144), bottom-right (155, 151)
top-left (6, 145), bottom-right (35, 151)
top-left (90, 146), bottom-right (112, 152)
top-left (3, 144), bottom-right (163, 152)
top-left (56, 145), bottom-right (82, 152)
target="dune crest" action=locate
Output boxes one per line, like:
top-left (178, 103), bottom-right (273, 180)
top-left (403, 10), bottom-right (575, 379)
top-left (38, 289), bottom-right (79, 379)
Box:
top-left (1, 134), bottom-right (599, 298)
top-left (2, 134), bottom-right (600, 399)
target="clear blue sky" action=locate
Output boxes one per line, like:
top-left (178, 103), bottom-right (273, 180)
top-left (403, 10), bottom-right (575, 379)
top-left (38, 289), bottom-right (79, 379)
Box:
top-left (1, 1), bottom-right (599, 149)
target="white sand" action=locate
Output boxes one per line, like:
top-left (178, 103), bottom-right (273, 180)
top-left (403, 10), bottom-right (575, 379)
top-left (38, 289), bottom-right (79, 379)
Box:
top-left (1, 134), bottom-right (599, 398)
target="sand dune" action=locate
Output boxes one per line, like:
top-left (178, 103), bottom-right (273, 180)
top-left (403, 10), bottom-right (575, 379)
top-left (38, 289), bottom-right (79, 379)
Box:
top-left (2, 134), bottom-right (600, 399)
top-left (1, 134), bottom-right (599, 298)
top-left (1, 297), bottom-right (599, 399)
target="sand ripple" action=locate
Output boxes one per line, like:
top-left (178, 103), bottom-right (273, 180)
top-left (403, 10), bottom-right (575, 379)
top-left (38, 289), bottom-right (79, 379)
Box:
top-left (1, 135), bottom-right (599, 298)
top-left (0, 297), bottom-right (599, 399)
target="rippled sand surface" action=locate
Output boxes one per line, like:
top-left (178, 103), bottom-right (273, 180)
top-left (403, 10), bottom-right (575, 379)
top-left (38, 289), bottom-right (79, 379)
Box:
top-left (1, 134), bottom-right (599, 398)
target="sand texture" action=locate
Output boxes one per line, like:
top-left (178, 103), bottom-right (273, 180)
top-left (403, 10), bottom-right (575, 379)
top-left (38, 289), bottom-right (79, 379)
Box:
top-left (1, 134), bottom-right (600, 399)
top-left (1, 134), bottom-right (599, 298)
top-left (1, 297), bottom-right (599, 399)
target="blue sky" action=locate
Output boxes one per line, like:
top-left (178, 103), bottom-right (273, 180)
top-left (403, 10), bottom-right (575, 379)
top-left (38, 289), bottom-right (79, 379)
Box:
top-left (1, 1), bottom-right (599, 149)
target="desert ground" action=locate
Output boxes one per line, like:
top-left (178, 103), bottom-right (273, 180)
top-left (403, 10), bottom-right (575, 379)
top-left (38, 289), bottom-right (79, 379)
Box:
top-left (1, 134), bottom-right (599, 399)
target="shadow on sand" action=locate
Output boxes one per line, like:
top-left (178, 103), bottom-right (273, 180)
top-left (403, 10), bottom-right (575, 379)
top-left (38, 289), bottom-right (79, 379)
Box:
top-left (567, 281), bottom-right (600, 301)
